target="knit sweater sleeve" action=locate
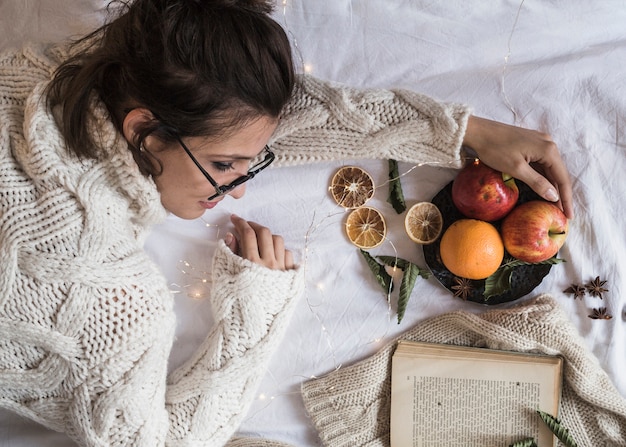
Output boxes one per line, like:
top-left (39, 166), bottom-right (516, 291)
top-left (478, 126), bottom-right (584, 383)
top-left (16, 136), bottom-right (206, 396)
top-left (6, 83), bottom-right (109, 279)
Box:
top-left (271, 74), bottom-right (471, 166)
top-left (164, 241), bottom-right (305, 446)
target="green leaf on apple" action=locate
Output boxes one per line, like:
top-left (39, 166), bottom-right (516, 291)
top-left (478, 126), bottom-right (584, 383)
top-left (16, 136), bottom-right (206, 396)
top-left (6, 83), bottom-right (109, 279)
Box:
top-left (484, 256), bottom-right (566, 300)
top-left (387, 159), bottom-right (406, 214)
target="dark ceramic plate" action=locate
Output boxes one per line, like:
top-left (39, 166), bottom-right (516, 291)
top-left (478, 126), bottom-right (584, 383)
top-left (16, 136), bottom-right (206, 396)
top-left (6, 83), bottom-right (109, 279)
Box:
top-left (423, 181), bottom-right (552, 305)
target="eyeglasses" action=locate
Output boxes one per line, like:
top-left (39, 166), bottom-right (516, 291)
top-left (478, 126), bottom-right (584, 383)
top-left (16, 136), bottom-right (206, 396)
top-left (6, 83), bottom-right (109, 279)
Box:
top-left (176, 136), bottom-right (275, 201)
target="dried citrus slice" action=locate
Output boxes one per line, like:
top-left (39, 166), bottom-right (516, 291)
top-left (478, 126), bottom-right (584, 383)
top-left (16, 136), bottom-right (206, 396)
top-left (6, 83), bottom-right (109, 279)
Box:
top-left (330, 166), bottom-right (375, 209)
top-left (404, 202), bottom-right (443, 244)
top-left (345, 206), bottom-right (387, 249)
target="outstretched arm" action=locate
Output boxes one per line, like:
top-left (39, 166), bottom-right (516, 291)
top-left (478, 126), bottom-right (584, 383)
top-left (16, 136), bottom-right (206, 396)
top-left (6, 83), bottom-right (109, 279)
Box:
top-left (274, 75), bottom-right (573, 218)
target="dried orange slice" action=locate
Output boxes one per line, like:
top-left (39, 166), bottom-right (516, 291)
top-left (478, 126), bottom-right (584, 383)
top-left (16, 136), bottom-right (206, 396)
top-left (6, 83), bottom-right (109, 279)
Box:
top-left (345, 206), bottom-right (387, 249)
top-left (330, 166), bottom-right (375, 209)
top-left (404, 202), bottom-right (443, 244)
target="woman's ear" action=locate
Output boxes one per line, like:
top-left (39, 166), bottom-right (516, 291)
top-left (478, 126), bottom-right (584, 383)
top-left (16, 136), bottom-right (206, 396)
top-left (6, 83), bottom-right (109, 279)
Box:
top-left (122, 108), bottom-right (155, 147)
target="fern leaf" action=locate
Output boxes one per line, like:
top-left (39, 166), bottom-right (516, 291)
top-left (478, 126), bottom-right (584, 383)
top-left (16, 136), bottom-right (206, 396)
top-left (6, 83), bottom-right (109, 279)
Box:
top-left (509, 438), bottom-right (537, 447)
top-left (537, 410), bottom-right (578, 447)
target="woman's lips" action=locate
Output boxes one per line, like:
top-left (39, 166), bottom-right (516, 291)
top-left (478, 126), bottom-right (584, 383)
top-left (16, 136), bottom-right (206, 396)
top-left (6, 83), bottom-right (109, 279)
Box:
top-left (199, 200), bottom-right (219, 209)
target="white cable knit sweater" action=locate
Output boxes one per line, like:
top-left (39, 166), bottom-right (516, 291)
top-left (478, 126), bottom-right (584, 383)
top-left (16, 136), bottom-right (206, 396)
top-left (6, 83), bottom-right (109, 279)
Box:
top-left (0, 43), bottom-right (469, 447)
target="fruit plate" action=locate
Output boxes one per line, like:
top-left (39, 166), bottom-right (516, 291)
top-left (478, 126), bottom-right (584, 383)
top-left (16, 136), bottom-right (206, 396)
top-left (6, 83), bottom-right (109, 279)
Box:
top-left (423, 181), bottom-right (552, 305)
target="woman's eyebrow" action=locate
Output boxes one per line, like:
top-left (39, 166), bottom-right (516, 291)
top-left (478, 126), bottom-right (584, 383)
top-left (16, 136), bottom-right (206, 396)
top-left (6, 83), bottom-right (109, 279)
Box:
top-left (207, 148), bottom-right (266, 160)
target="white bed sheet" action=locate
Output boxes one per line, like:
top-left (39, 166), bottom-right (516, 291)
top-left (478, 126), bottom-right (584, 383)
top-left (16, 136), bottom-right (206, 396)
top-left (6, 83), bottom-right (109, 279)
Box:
top-left (1, 1), bottom-right (625, 446)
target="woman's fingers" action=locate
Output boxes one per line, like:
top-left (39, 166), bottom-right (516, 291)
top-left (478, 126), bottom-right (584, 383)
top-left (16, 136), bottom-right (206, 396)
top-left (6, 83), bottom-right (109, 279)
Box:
top-left (228, 214), bottom-right (294, 270)
top-left (464, 116), bottom-right (574, 219)
top-left (284, 250), bottom-right (294, 270)
top-left (224, 232), bottom-right (239, 255)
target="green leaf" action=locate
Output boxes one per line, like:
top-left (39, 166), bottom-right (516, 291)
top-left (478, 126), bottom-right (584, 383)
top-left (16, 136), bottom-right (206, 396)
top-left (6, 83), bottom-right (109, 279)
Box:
top-left (484, 257), bottom-right (566, 300)
top-left (377, 255), bottom-right (409, 271)
top-left (387, 159), bottom-right (406, 214)
top-left (373, 255), bottom-right (431, 323)
top-left (509, 438), bottom-right (537, 447)
top-left (359, 249), bottom-right (393, 293)
top-left (484, 264), bottom-right (515, 299)
top-left (361, 252), bottom-right (432, 323)
top-left (377, 256), bottom-right (431, 279)
top-left (501, 256), bottom-right (566, 269)
top-left (537, 410), bottom-right (578, 447)
top-left (397, 263), bottom-right (421, 324)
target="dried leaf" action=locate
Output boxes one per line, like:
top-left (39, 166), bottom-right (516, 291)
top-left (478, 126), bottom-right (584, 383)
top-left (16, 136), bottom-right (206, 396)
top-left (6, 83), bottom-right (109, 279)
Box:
top-left (387, 159), bottom-right (406, 214)
top-left (359, 249), bottom-right (393, 293)
top-left (537, 410), bottom-right (578, 447)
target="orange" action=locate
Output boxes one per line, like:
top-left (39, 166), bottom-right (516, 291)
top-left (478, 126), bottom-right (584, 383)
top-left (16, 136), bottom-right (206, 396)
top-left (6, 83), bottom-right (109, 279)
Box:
top-left (439, 219), bottom-right (504, 280)
top-left (404, 202), bottom-right (443, 244)
top-left (330, 166), bottom-right (375, 209)
top-left (345, 206), bottom-right (386, 249)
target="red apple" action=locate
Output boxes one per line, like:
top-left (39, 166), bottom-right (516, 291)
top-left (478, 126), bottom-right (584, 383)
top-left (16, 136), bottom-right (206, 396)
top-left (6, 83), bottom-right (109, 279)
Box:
top-left (500, 200), bottom-right (568, 263)
top-left (452, 159), bottom-right (519, 221)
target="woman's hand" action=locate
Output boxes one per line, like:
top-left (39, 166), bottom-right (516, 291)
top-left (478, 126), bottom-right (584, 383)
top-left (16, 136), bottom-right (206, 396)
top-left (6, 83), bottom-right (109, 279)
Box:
top-left (224, 214), bottom-right (295, 270)
top-left (463, 116), bottom-right (574, 219)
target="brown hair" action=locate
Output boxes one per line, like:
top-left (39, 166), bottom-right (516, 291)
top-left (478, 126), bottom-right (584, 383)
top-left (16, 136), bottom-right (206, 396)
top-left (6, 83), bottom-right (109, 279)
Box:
top-left (46, 0), bottom-right (295, 175)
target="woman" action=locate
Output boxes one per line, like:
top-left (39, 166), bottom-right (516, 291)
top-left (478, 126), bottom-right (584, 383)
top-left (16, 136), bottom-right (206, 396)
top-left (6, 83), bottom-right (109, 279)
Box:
top-left (0, 0), bottom-right (572, 446)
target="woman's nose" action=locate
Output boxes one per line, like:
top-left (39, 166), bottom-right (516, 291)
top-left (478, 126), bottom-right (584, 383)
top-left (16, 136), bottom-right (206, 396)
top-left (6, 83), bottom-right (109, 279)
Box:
top-left (228, 183), bottom-right (246, 199)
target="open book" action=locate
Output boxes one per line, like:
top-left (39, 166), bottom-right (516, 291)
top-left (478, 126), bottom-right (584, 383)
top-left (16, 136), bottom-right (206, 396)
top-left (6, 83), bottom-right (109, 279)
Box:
top-left (390, 341), bottom-right (563, 447)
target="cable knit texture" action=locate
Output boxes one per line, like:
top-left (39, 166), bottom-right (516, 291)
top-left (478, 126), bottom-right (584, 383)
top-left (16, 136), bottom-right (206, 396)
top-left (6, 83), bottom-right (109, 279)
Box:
top-left (0, 42), bottom-right (470, 447)
top-left (272, 75), bottom-right (469, 167)
top-left (301, 295), bottom-right (626, 447)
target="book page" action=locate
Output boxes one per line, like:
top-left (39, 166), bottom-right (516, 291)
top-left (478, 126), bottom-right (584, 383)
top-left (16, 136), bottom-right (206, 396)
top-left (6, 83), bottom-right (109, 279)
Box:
top-left (390, 342), bottom-right (562, 447)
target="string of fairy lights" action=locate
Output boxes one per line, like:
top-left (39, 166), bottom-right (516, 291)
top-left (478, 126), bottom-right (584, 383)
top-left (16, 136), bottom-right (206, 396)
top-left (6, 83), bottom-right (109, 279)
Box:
top-left (167, 0), bottom-right (530, 424)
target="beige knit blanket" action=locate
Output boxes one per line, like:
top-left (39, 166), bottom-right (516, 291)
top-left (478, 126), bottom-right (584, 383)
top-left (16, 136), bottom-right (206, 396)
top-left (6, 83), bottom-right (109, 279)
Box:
top-left (299, 294), bottom-right (626, 447)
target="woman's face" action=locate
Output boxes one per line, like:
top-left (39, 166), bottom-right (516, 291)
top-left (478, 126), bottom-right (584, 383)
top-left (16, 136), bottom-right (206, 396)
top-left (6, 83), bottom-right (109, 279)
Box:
top-left (146, 116), bottom-right (278, 219)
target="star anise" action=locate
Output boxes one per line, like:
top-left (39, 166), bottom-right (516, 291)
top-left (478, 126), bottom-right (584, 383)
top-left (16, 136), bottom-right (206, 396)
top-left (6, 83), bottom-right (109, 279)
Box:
top-left (451, 277), bottom-right (474, 300)
top-left (585, 276), bottom-right (608, 299)
top-left (563, 284), bottom-right (586, 299)
top-left (588, 307), bottom-right (612, 320)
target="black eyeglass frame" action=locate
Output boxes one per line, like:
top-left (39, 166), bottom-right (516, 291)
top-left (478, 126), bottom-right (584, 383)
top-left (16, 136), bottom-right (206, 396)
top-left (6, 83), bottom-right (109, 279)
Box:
top-left (176, 136), bottom-right (275, 201)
